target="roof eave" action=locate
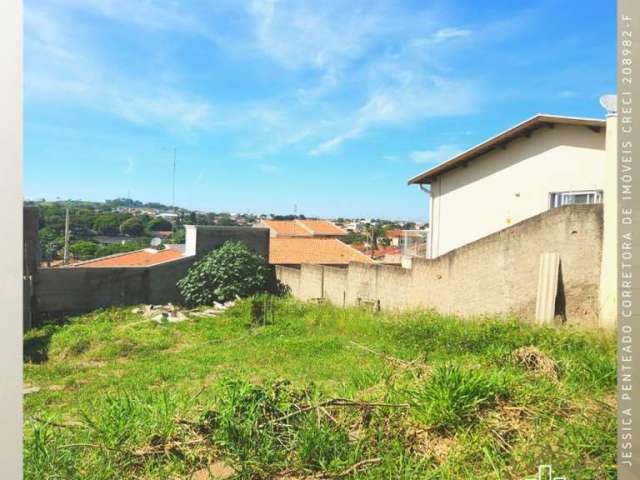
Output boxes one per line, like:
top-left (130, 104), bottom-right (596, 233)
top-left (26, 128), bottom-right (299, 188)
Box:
top-left (406, 114), bottom-right (606, 185)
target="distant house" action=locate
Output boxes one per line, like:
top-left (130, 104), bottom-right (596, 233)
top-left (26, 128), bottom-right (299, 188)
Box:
top-left (153, 230), bottom-right (173, 238)
top-left (93, 235), bottom-right (137, 245)
top-left (408, 114), bottom-right (607, 258)
top-left (384, 229), bottom-right (427, 249)
top-left (269, 238), bottom-right (373, 267)
top-left (353, 243), bottom-right (402, 264)
top-left (256, 219), bottom-right (347, 239)
top-left (156, 212), bottom-right (179, 222)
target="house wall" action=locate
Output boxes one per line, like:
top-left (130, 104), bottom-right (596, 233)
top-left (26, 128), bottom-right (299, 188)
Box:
top-left (428, 124), bottom-right (605, 257)
top-left (277, 205), bottom-right (603, 327)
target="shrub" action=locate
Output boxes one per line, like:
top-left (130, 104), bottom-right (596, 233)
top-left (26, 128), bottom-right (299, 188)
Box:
top-left (177, 241), bottom-right (285, 307)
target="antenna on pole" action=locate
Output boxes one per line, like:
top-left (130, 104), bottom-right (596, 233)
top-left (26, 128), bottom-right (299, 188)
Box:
top-left (172, 147), bottom-right (176, 212)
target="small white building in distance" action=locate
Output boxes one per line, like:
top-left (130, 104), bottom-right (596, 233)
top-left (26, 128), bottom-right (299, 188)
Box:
top-left (408, 114), bottom-right (607, 258)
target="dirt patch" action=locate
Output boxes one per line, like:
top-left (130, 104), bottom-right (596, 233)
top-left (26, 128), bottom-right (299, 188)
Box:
top-left (512, 346), bottom-right (558, 380)
top-left (482, 401), bottom-right (535, 453)
top-left (405, 427), bottom-right (456, 463)
top-left (191, 461), bottom-right (236, 479)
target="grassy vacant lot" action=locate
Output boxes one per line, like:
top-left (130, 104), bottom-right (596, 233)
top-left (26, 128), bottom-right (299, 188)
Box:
top-left (24, 297), bottom-right (616, 479)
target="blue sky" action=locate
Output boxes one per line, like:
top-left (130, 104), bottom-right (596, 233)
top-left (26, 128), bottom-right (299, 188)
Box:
top-left (24, 0), bottom-right (615, 221)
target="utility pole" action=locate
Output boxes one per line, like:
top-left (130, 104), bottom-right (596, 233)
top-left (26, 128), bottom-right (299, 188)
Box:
top-left (63, 207), bottom-right (70, 265)
top-left (172, 147), bottom-right (176, 212)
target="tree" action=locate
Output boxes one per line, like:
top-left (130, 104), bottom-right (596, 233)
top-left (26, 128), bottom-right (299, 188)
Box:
top-left (167, 228), bottom-right (186, 244)
top-left (93, 213), bottom-right (122, 235)
top-left (39, 227), bottom-right (63, 262)
top-left (120, 217), bottom-right (146, 236)
top-left (147, 217), bottom-right (172, 232)
top-left (69, 240), bottom-right (98, 258)
top-left (177, 241), bottom-right (284, 306)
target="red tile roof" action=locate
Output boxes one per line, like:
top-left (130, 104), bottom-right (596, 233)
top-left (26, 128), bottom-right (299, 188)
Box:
top-left (297, 220), bottom-right (346, 236)
top-left (260, 220), bottom-right (346, 237)
top-left (71, 248), bottom-right (184, 268)
top-left (269, 238), bottom-right (374, 265)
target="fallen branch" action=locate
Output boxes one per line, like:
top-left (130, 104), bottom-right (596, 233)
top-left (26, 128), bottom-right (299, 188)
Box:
top-left (332, 457), bottom-right (382, 477)
top-left (274, 398), bottom-right (409, 423)
top-left (348, 341), bottom-right (419, 368)
top-left (30, 416), bottom-right (83, 428)
top-left (131, 438), bottom-right (207, 457)
top-left (307, 458), bottom-right (383, 479)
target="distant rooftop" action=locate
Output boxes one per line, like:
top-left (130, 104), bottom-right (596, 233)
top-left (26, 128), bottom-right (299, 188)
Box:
top-left (69, 247), bottom-right (185, 268)
top-left (260, 219), bottom-right (347, 237)
top-left (269, 238), bottom-right (373, 265)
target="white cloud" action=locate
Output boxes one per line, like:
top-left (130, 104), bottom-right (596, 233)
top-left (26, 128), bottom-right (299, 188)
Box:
top-left (310, 75), bottom-right (481, 155)
top-left (432, 28), bottom-right (472, 42)
top-left (195, 169), bottom-right (206, 185)
top-left (410, 144), bottom-right (463, 164)
top-left (24, 1), bottom-right (531, 158)
top-left (258, 163), bottom-right (281, 175)
top-left (244, 0), bottom-right (392, 72)
top-left (558, 90), bottom-right (579, 98)
top-left (24, 2), bottom-right (215, 132)
top-left (125, 156), bottom-right (134, 175)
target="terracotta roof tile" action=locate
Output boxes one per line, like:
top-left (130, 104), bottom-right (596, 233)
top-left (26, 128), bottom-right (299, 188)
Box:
top-left (261, 220), bottom-right (346, 237)
top-left (261, 220), bottom-right (309, 236)
top-left (72, 248), bottom-right (184, 268)
top-left (297, 220), bottom-right (346, 236)
top-left (269, 238), bottom-right (374, 265)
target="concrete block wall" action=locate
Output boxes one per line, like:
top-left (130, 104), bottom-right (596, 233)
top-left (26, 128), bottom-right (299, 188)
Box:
top-left (276, 266), bottom-right (302, 297)
top-left (37, 267), bottom-right (150, 315)
top-left (276, 205), bottom-right (603, 327)
top-left (35, 226), bottom-right (270, 319)
top-left (185, 225), bottom-right (270, 258)
top-left (298, 264), bottom-right (324, 300)
top-left (322, 267), bottom-right (348, 307)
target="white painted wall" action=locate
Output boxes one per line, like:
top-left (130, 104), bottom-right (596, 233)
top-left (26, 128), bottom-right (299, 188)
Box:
top-left (427, 123), bottom-right (606, 258)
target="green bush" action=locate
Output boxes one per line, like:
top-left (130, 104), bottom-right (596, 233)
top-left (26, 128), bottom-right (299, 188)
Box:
top-left (177, 241), bottom-right (285, 307)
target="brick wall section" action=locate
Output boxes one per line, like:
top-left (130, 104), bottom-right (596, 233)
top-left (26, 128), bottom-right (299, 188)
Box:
top-left (276, 205), bottom-right (603, 327)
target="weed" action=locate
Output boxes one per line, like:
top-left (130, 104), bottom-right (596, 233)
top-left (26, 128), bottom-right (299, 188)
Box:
top-left (410, 365), bottom-right (509, 431)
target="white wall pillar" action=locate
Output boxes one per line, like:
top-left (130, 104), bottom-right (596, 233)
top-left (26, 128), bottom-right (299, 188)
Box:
top-left (599, 112), bottom-right (618, 328)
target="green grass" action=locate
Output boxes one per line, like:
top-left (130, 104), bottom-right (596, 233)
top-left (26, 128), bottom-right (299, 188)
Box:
top-left (24, 297), bottom-right (617, 479)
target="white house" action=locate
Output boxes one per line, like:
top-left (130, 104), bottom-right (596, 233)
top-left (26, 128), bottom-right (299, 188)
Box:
top-left (408, 114), bottom-right (607, 258)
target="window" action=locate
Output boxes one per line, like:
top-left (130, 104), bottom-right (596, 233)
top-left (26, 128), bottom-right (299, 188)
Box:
top-left (549, 190), bottom-right (602, 208)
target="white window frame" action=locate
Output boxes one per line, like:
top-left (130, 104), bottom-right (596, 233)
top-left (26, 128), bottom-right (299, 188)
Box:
top-left (549, 190), bottom-right (603, 208)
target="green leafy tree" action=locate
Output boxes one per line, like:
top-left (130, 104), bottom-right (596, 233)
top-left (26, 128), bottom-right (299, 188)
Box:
top-left (93, 213), bottom-right (123, 235)
top-left (39, 226), bottom-right (63, 261)
top-left (120, 217), bottom-right (146, 236)
top-left (147, 217), bottom-right (172, 232)
top-left (94, 242), bottom-right (142, 258)
top-left (69, 240), bottom-right (98, 258)
top-left (177, 241), bottom-right (285, 306)
top-left (167, 228), bottom-right (186, 244)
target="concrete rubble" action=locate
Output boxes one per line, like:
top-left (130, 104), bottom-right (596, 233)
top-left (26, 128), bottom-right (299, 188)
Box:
top-left (131, 301), bottom-right (236, 323)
